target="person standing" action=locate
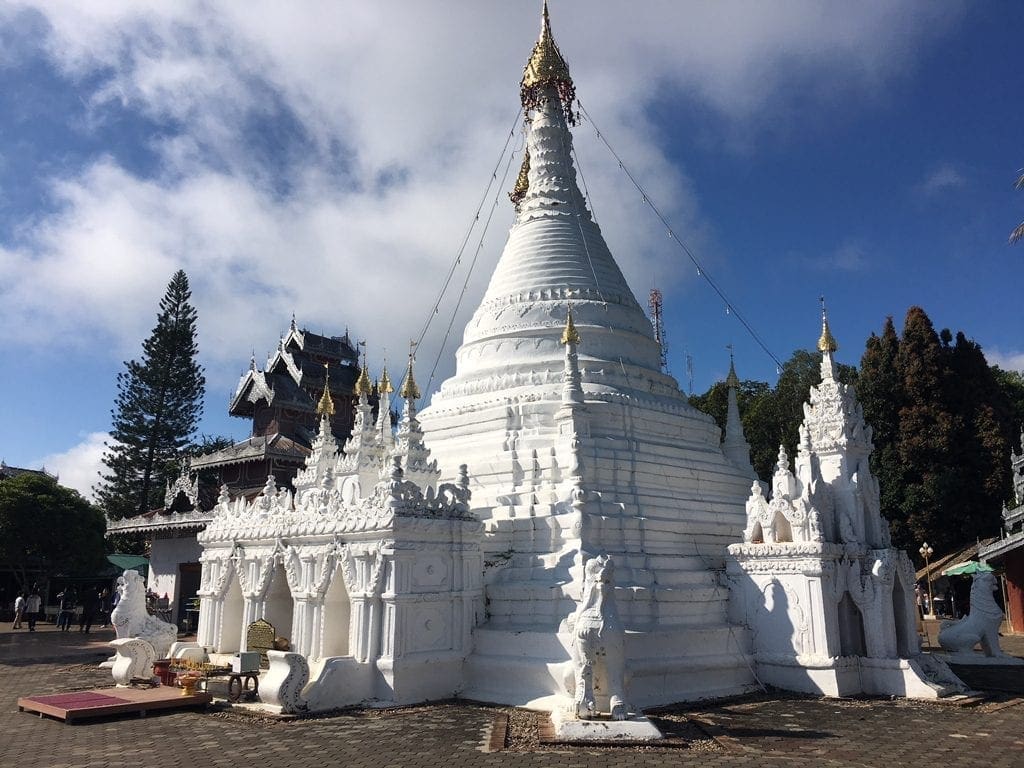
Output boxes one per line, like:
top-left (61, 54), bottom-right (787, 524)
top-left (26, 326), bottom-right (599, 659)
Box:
top-left (98, 588), bottom-right (111, 628)
top-left (79, 588), bottom-right (98, 633)
top-left (56, 591), bottom-right (75, 632)
top-left (12, 592), bottom-right (26, 629)
top-left (25, 586), bottom-right (42, 631)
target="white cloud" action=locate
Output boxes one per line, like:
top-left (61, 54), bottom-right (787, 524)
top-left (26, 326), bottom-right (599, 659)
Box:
top-left (916, 164), bottom-right (966, 198)
top-left (0, 1), bottom-right (966, 394)
top-left (35, 431), bottom-right (108, 501)
top-left (985, 348), bottom-right (1024, 374)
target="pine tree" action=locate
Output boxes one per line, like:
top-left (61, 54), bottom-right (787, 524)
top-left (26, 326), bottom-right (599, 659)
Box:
top-left (858, 306), bottom-right (1012, 556)
top-left (95, 270), bottom-right (205, 519)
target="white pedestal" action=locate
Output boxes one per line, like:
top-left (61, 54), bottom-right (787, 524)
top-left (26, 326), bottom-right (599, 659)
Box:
top-left (549, 708), bottom-right (662, 742)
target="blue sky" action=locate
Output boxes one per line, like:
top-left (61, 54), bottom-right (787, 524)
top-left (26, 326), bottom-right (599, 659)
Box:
top-left (0, 1), bottom-right (1021, 498)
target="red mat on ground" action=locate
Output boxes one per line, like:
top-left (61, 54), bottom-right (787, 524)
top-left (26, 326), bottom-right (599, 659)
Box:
top-left (23, 691), bottom-right (130, 709)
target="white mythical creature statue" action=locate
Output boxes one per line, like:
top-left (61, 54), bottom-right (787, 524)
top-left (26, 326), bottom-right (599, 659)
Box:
top-left (938, 571), bottom-right (1018, 661)
top-left (109, 570), bottom-right (179, 659)
top-left (565, 554), bottom-right (630, 720)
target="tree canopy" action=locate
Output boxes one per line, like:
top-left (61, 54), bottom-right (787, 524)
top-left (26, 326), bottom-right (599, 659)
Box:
top-left (95, 270), bottom-right (206, 519)
top-left (857, 307), bottom-right (1013, 555)
top-left (689, 349), bottom-right (856, 480)
top-left (0, 473), bottom-right (107, 590)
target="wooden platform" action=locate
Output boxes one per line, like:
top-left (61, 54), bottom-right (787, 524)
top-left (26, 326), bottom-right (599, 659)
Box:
top-left (18, 686), bottom-right (212, 723)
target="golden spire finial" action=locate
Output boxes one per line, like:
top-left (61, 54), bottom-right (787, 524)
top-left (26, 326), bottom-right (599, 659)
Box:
top-left (725, 344), bottom-right (740, 388)
top-left (400, 343), bottom-right (421, 400)
top-left (354, 341), bottom-right (372, 397)
top-left (817, 296), bottom-right (838, 353)
top-left (521, 0), bottom-right (576, 123)
top-left (317, 362), bottom-right (336, 417)
top-left (379, 362), bottom-right (394, 395)
top-left (560, 304), bottom-right (581, 346)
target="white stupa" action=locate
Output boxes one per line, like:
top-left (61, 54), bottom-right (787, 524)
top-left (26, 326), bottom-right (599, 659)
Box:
top-left (418, 3), bottom-right (758, 709)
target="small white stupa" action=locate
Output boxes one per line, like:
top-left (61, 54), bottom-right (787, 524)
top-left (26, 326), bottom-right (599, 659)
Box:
top-left (418, 2), bottom-right (758, 710)
top-left (725, 306), bottom-right (967, 697)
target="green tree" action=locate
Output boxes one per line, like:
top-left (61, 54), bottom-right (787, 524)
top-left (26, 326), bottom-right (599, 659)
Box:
top-left (689, 350), bottom-right (854, 481)
top-left (991, 366), bottom-right (1024, 439)
top-left (95, 270), bottom-right (206, 519)
top-left (858, 307), bottom-right (1011, 556)
top-left (0, 473), bottom-right (107, 590)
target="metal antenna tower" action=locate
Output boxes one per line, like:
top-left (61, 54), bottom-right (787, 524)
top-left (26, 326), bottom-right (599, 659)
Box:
top-left (648, 288), bottom-right (668, 372)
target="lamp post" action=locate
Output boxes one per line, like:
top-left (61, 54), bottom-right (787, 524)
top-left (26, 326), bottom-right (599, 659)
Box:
top-left (919, 542), bottom-right (935, 620)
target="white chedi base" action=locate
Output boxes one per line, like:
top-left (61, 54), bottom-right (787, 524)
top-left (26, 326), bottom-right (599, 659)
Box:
top-left (549, 707), bottom-right (662, 742)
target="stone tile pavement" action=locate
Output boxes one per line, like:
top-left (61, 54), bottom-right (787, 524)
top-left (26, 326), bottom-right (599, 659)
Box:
top-left (2, 621), bottom-right (1023, 768)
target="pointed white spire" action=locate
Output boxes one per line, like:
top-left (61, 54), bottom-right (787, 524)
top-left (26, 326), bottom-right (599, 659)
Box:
top-left (818, 296), bottom-right (838, 382)
top-left (722, 347), bottom-right (756, 479)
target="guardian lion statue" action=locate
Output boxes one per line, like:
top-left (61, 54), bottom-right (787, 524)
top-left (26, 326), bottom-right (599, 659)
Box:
top-left (937, 571), bottom-right (1016, 660)
top-left (109, 570), bottom-right (179, 659)
top-left (565, 554), bottom-right (630, 720)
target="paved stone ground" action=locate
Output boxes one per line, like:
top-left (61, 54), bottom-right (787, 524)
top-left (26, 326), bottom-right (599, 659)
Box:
top-left (2, 621), bottom-right (1024, 768)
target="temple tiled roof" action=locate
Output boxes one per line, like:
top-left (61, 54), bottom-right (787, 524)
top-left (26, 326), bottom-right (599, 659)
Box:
top-left (191, 433), bottom-right (310, 470)
top-left (229, 326), bottom-right (359, 419)
top-left (105, 507), bottom-right (213, 536)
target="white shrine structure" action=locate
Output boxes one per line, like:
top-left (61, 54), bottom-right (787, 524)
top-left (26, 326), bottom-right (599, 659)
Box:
top-left (726, 312), bottom-right (964, 697)
top-left (193, 4), bottom-right (963, 715)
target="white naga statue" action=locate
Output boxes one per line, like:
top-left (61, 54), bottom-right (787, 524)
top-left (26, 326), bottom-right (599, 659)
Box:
top-left (938, 572), bottom-right (1020, 662)
top-left (109, 570), bottom-right (178, 660)
top-left (566, 555), bottom-right (629, 720)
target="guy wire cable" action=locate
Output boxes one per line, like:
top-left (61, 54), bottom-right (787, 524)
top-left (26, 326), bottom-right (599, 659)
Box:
top-left (577, 101), bottom-right (782, 371)
top-left (420, 121), bottom-right (524, 402)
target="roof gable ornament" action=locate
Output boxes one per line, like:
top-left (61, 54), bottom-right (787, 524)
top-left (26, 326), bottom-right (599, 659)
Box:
top-left (521, 0), bottom-right (577, 124)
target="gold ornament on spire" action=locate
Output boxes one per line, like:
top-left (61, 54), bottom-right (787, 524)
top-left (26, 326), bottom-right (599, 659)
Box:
top-left (400, 354), bottom-right (421, 400)
top-left (509, 148), bottom-right (531, 207)
top-left (561, 305), bottom-right (581, 346)
top-left (521, 0), bottom-right (577, 124)
top-left (725, 346), bottom-right (740, 388)
top-left (817, 296), bottom-right (838, 353)
top-left (354, 357), bottom-right (372, 397)
top-left (379, 364), bottom-right (394, 395)
top-left (317, 363), bottom-right (336, 417)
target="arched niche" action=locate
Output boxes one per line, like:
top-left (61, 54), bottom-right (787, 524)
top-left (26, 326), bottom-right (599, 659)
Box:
top-left (263, 563), bottom-right (294, 643)
top-left (321, 561), bottom-right (351, 658)
top-left (220, 569), bottom-right (244, 653)
top-left (837, 593), bottom-right (866, 657)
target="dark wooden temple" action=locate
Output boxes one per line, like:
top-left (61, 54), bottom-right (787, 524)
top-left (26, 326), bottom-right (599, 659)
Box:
top-left (193, 318), bottom-right (362, 496)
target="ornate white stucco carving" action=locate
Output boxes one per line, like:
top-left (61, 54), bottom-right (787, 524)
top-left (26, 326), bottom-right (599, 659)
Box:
top-left (110, 637), bottom-right (157, 686)
top-left (261, 650), bottom-right (310, 714)
top-left (726, 312), bottom-right (966, 698)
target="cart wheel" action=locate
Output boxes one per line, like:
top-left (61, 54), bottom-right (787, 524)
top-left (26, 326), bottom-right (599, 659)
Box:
top-left (228, 676), bottom-right (243, 702)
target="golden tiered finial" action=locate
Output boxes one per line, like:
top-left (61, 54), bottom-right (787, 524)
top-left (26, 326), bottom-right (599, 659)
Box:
top-left (509, 149), bottom-right (531, 206)
top-left (521, 0), bottom-right (577, 123)
top-left (725, 344), bottom-right (740, 388)
top-left (561, 304), bottom-right (581, 346)
top-left (817, 296), bottom-right (838, 353)
top-left (379, 363), bottom-right (394, 395)
top-left (354, 341), bottom-right (372, 397)
top-left (317, 363), bottom-right (336, 417)
top-left (354, 359), bottom-right (372, 397)
top-left (400, 343), bottom-right (421, 400)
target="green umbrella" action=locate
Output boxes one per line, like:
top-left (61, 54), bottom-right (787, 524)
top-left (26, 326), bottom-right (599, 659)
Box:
top-left (942, 560), bottom-right (994, 577)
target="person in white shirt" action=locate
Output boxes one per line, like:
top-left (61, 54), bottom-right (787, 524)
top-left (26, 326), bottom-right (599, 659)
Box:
top-left (25, 588), bottom-right (42, 632)
top-left (12, 593), bottom-right (25, 629)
